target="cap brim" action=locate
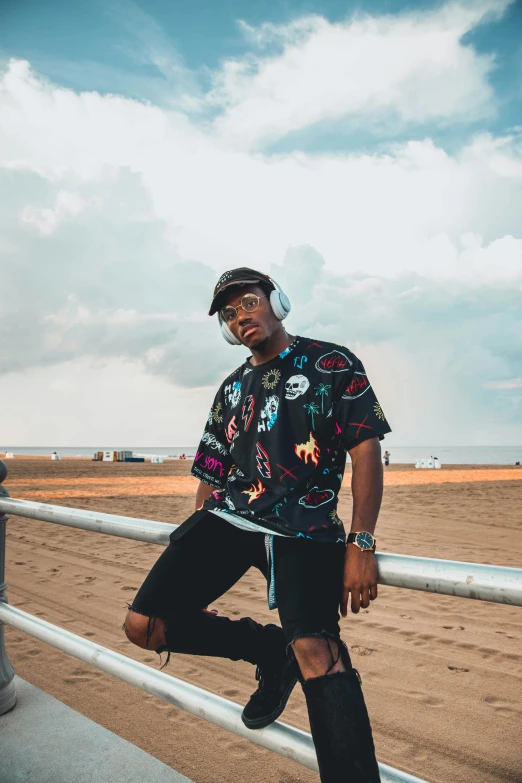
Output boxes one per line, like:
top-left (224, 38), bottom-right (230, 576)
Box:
top-left (208, 278), bottom-right (263, 315)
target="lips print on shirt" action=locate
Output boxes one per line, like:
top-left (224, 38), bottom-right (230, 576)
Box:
top-left (298, 487), bottom-right (335, 508)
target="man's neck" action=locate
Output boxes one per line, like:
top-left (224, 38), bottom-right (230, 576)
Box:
top-left (249, 330), bottom-right (295, 366)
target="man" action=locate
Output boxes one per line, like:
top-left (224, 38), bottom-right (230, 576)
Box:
top-left (124, 268), bottom-right (391, 783)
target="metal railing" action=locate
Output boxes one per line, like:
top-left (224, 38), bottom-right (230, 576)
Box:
top-left (1, 460), bottom-right (521, 783)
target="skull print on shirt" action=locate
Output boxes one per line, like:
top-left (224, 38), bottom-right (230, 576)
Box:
top-left (285, 374), bottom-right (310, 400)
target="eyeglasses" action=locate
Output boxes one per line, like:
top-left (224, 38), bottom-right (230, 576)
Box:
top-left (220, 294), bottom-right (267, 324)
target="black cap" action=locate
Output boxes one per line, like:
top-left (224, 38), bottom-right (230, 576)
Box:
top-left (209, 267), bottom-right (274, 316)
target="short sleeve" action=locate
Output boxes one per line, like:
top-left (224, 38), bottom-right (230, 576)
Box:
top-left (334, 355), bottom-right (391, 451)
top-left (191, 389), bottom-right (234, 489)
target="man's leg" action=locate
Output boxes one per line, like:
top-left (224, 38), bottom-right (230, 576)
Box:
top-left (276, 537), bottom-right (381, 783)
top-left (123, 512), bottom-right (286, 669)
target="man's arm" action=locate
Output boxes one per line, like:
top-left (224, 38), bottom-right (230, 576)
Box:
top-left (340, 436), bottom-right (383, 616)
top-left (195, 480), bottom-right (215, 511)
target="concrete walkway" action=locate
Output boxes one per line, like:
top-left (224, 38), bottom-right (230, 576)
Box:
top-left (0, 676), bottom-right (195, 783)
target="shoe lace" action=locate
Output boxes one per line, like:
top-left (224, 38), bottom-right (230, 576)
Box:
top-left (253, 664), bottom-right (281, 701)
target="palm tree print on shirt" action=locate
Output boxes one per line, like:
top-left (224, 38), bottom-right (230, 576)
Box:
top-left (304, 401), bottom-right (320, 429)
top-left (315, 383), bottom-right (331, 413)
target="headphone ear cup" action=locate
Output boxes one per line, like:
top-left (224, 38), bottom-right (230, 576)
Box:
top-left (269, 288), bottom-right (291, 320)
top-left (220, 319), bottom-right (242, 345)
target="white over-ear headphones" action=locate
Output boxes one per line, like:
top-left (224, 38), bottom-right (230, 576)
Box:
top-left (219, 276), bottom-right (291, 346)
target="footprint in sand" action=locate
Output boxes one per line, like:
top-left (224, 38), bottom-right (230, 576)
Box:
top-left (351, 645), bottom-right (376, 656)
top-left (18, 648), bottom-right (42, 661)
top-left (64, 675), bottom-right (95, 684)
top-left (14, 562), bottom-right (26, 566)
top-left (83, 631), bottom-right (95, 637)
top-left (78, 593), bottom-right (92, 599)
top-left (482, 696), bottom-right (519, 717)
top-left (448, 666), bottom-right (469, 673)
top-left (121, 586), bottom-right (138, 591)
top-left (443, 625), bottom-right (465, 630)
top-left (84, 576), bottom-right (96, 583)
top-left (409, 691), bottom-right (444, 707)
top-left (73, 667), bottom-right (100, 677)
top-left (223, 689), bottom-right (239, 697)
top-left (495, 630), bottom-right (515, 639)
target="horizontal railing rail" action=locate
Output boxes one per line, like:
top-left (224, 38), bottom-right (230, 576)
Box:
top-left (0, 603), bottom-right (426, 783)
top-left (1, 496), bottom-right (521, 606)
top-left (1, 468), bottom-right (521, 783)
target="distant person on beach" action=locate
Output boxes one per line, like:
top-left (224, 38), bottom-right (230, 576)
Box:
top-left (124, 268), bottom-right (391, 782)
top-left (384, 450), bottom-right (390, 466)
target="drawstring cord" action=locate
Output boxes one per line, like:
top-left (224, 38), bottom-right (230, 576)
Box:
top-left (265, 534), bottom-right (277, 610)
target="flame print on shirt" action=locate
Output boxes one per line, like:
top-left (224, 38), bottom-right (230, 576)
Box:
top-left (294, 432), bottom-right (320, 467)
top-left (255, 442), bottom-right (271, 479)
top-left (241, 479), bottom-right (267, 504)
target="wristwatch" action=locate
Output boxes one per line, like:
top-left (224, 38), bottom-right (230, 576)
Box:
top-left (347, 531), bottom-right (376, 551)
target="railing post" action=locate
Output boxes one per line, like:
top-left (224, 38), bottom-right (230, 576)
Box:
top-left (0, 459), bottom-right (16, 714)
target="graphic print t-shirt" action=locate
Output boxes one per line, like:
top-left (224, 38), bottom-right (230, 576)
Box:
top-left (191, 337), bottom-right (391, 543)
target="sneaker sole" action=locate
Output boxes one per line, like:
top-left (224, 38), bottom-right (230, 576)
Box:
top-left (241, 676), bottom-right (298, 730)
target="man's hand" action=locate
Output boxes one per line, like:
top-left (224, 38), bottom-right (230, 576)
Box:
top-left (341, 545), bottom-right (378, 616)
top-left (195, 480), bottom-right (215, 512)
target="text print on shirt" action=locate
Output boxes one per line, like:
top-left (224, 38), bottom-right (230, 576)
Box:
top-left (316, 350), bottom-right (352, 373)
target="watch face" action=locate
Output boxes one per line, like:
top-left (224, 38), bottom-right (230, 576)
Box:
top-left (356, 531), bottom-right (374, 550)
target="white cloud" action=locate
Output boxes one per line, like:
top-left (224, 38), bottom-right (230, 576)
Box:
top-left (484, 379), bottom-right (522, 390)
top-left (0, 359), bottom-right (215, 446)
top-left (20, 190), bottom-right (84, 235)
top-left (210, 0), bottom-right (512, 148)
top-left (1, 55), bottom-right (521, 280)
top-left (0, 0), bottom-right (520, 445)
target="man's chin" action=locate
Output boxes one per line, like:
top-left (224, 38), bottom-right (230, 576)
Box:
top-left (244, 335), bottom-right (268, 351)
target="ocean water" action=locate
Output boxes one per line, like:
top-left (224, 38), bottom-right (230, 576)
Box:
top-left (1, 445), bottom-right (521, 465)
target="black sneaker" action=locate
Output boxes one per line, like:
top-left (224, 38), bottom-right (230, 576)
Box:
top-left (241, 657), bottom-right (297, 730)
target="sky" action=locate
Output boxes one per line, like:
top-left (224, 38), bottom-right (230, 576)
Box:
top-left (0, 0), bottom-right (521, 448)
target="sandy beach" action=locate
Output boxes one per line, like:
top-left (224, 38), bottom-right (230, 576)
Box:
top-left (3, 458), bottom-right (522, 783)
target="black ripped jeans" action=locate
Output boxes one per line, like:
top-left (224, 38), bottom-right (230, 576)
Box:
top-left (128, 511), bottom-right (346, 666)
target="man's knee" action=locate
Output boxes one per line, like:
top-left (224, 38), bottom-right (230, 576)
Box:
top-left (123, 610), bottom-right (166, 650)
top-left (291, 635), bottom-right (347, 680)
